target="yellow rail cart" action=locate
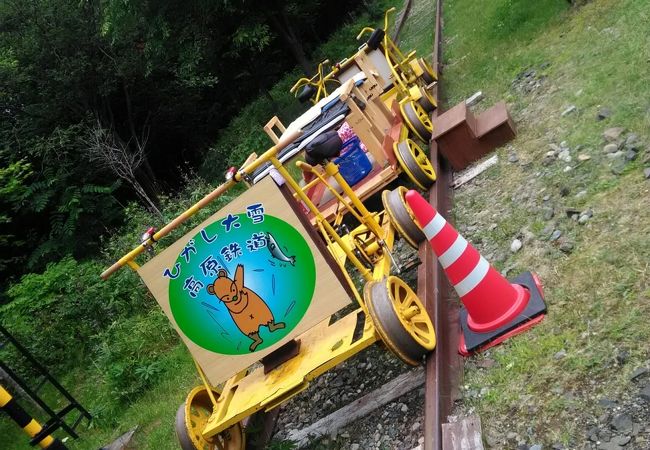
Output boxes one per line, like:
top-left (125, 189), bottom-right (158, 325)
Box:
top-left (257, 8), bottom-right (437, 227)
top-left (100, 9), bottom-right (437, 450)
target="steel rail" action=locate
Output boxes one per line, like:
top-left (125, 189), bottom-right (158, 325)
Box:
top-left (419, 0), bottom-right (464, 449)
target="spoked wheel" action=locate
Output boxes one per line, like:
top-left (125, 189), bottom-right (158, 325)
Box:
top-left (365, 276), bottom-right (436, 366)
top-left (400, 100), bottom-right (433, 142)
top-left (416, 86), bottom-right (437, 113)
top-left (175, 386), bottom-right (245, 450)
top-left (393, 139), bottom-right (437, 190)
top-left (414, 57), bottom-right (436, 84)
top-left (382, 186), bottom-right (426, 249)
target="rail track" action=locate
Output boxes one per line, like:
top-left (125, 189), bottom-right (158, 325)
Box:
top-left (419, 1), bottom-right (464, 449)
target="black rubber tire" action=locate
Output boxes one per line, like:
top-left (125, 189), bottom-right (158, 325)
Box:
top-left (417, 86), bottom-right (436, 113)
top-left (365, 279), bottom-right (430, 366)
top-left (175, 404), bottom-right (200, 450)
top-left (382, 187), bottom-right (426, 249)
top-left (417, 58), bottom-right (436, 84)
top-left (297, 84), bottom-right (316, 103)
top-left (174, 389), bottom-right (245, 450)
top-left (366, 28), bottom-right (385, 50)
top-left (401, 101), bottom-right (432, 142)
top-left (394, 140), bottom-right (436, 190)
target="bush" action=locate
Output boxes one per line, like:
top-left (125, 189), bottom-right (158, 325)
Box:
top-left (92, 309), bottom-right (179, 403)
top-left (199, 74), bottom-right (305, 182)
top-left (0, 257), bottom-right (149, 373)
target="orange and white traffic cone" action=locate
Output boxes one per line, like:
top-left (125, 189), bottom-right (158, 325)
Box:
top-left (405, 190), bottom-right (546, 356)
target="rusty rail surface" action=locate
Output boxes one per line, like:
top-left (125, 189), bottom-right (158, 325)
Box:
top-left (418, 1), bottom-right (464, 449)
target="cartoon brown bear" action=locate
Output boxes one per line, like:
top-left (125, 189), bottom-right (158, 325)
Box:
top-left (206, 264), bottom-right (285, 352)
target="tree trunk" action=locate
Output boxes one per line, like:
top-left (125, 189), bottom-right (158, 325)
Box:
top-left (266, 9), bottom-right (312, 75)
top-left (122, 81), bottom-right (160, 204)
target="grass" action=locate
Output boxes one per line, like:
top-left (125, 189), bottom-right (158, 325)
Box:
top-left (443, 0), bottom-right (650, 446)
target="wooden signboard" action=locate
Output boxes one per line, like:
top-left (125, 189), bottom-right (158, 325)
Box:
top-left (138, 177), bottom-right (350, 384)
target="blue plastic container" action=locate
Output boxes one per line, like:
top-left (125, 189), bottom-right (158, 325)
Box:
top-left (333, 137), bottom-right (372, 186)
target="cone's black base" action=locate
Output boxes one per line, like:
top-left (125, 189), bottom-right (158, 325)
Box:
top-left (459, 271), bottom-right (546, 353)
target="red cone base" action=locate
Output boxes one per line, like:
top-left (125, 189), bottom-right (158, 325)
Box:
top-left (459, 315), bottom-right (545, 356)
top-left (458, 271), bottom-right (546, 355)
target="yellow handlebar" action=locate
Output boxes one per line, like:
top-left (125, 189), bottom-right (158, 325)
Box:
top-left (100, 129), bottom-right (303, 280)
top-left (290, 59), bottom-right (332, 94)
top-left (383, 7), bottom-right (396, 33)
top-left (356, 27), bottom-right (375, 41)
top-left (290, 77), bottom-right (310, 94)
top-left (295, 160), bottom-right (313, 171)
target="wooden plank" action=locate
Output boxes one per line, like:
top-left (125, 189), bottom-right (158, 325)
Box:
top-left (287, 367), bottom-right (425, 447)
top-left (451, 155), bottom-right (498, 189)
top-left (441, 416), bottom-right (484, 450)
top-left (137, 177), bottom-right (351, 385)
top-left (465, 91), bottom-right (484, 107)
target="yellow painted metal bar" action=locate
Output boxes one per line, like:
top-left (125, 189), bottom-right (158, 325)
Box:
top-left (1, 385), bottom-right (60, 449)
top-left (296, 161), bottom-right (367, 225)
top-left (271, 160), bottom-right (373, 282)
top-left (372, 213), bottom-right (396, 280)
top-left (202, 309), bottom-right (379, 438)
top-left (315, 220), bottom-right (366, 311)
top-left (193, 359), bottom-right (218, 409)
top-left (323, 163), bottom-right (384, 239)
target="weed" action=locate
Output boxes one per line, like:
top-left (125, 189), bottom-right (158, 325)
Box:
top-left (446, 0), bottom-right (650, 445)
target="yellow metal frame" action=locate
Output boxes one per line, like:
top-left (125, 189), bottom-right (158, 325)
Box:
top-left (355, 8), bottom-right (428, 100)
top-left (100, 7), bottom-right (440, 443)
top-left (290, 8), bottom-right (437, 108)
top-left (101, 132), bottom-right (403, 439)
top-left (289, 59), bottom-right (342, 105)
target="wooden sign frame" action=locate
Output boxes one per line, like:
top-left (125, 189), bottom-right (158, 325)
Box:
top-left (138, 177), bottom-right (350, 384)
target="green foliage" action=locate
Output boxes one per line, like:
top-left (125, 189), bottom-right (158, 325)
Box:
top-left (0, 0), bottom-right (369, 289)
top-left (267, 439), bottom-right (298, 450)
top-left (92, 309), bottom-right (178, 402)
top-left (200, 75), bottom-right (305, 180)
top-left (200, 0), bottom-right (397, 181)
top-left (488, 0), bottom-right (569, 41)
top-left (0, 1), bottom-right (413, 447)
top-left (0, 123), bottom-right (122, 277)
top-left (0, 257), bottom-right (149, 371)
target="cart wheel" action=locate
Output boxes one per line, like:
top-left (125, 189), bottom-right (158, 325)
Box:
top-left (393, 139), bottom-right (436, 190)
top-left (382, 186), bottom-right (425, 249)
top-left (365, 276), bottom-right (436, 365)
top-left (400, 100), bottom-right (432, 142)
top-left (416, 86), bottom-right (436, 113)
top-left (415, 57), bottom-right (436, 84)
top-left (175, 386), bottom-right (245, 450)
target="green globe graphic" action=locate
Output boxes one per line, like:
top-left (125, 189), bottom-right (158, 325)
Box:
top-left (168, 213), bottom-right (316, 354)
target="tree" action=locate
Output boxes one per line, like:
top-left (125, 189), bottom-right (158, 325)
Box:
top-left (0, 0), bottom-right (365, 290)
top-left (83, 119), bottom-right (162, 217)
